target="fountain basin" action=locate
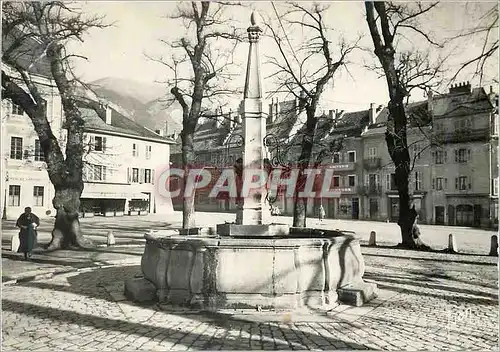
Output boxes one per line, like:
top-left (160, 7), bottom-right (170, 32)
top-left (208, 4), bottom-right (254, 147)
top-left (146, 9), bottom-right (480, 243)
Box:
top-left (132, 231), bottom-right (376, 310)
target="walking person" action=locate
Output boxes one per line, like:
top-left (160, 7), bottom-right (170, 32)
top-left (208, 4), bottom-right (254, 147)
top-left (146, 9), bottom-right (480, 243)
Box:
top-left (16, 207), bottom-right (40, 260)
top-left (318, 204), bottom-right (325, 223)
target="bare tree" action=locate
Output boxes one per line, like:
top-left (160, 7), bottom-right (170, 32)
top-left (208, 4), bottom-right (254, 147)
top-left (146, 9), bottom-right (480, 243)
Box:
top-left (264, 2), bottom-right (360, 227)
top-left (2, 2), bottom-right (109, 250)
top-left (364, 1), bottom-right (449, 249)
top-left (151, 1), bottom-right (243, 228)
top-left (449, 3), bottom-right (498, 84)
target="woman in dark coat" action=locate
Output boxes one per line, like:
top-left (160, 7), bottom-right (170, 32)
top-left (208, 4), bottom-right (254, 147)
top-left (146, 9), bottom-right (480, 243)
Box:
top-left (16, 207), bottom-right (40, 260)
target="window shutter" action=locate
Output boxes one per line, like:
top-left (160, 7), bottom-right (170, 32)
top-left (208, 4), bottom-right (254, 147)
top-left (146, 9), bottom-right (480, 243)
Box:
top-left (444, 151), bottom-right (447, 163)
top-left (139, 168), bottom-right (145, 183)
top-left (468, 178), bottom-right (472, 189)
top-left (386, 174), bottom-right (390, 189)
top-left (455, 178), bottom-right (458, 190)
top-left (467, 149), bottom-right (471, 162)
top-left (454, 150), bottom-right (458, 163)
top-left (444, 178), bottom-right (448, 189)
top-left (90, 136), bottom-right (95, 150)
top-left (376, 174), bottom-right (380, 185)
top-left (354, 175), bottom-right (358, 187)
top-left (364, 174), bottom-right (369, 186)
top-left (102, 166), bottom-right (107, 181)
top-left (432, 178), bottom-right (435, 190)
top-left (431, 151), bottom-right (435, 163)
top-left (127, 167), bottom-right (131, 183)
top-left (103, 137), bottom-right (107, 152)
top-left (152, 169), bottom-right (155, 185)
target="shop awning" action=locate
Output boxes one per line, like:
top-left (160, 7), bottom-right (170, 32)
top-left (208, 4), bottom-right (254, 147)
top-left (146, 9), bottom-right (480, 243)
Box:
top-left (81, 183), bottom-right (149, 200)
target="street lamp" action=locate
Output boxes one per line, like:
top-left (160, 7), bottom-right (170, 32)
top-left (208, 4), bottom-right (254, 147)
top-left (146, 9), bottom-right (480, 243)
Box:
top-left (223, 133), bottom-right (244, 166)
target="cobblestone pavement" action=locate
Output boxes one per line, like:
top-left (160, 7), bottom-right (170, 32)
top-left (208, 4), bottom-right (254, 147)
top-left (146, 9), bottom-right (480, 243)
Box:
top-left (2, 247), bottom-right (498, 351)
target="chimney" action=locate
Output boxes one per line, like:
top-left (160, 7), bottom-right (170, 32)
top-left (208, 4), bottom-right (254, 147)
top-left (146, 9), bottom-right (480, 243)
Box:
top-left (105, 106), bottom-right (112, 125)
top-left (427, 89), bottom-right (434, 114)
top-left (228, 110), bottom-right (235, 129)
top-left (449, 81), bottom-right (471, 95)
top-left (268, 98), bottom-right (274, 123)
top-left (329, 110), bottom-right (335, 120)
top-left (369, 103), bottom-right (376, 125)
top-left (165, 120), bottom-right (169, 136)
top-left (298, 90), bottom-right (307, 111)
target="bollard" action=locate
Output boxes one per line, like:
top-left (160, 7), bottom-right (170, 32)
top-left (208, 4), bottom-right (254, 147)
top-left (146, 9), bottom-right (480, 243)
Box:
top-left (10, 234), bottom-right (20, 253)
top-left (107, 231), bottom-right (116, 247)
top-left (368, 231), bottom-right (377, 246)
top-left (448, 233), bottom-right (458, 253)
top-left (489, 235), bottom-right (498, 256)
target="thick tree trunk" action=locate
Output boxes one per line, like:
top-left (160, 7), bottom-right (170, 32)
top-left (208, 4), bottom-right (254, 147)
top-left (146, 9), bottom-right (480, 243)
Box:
top-left (293, 108), bottom-right (317, 228)
top-left (181, 130), bottom-right (196, 229)
top-left (46, 187), bottom-right (93, 250)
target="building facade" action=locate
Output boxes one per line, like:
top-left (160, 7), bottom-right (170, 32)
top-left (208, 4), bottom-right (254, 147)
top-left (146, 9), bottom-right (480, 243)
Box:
top-left (168, 83), bottom-right (498, 228)
top-left (1, 70), bottom-right (175, 220)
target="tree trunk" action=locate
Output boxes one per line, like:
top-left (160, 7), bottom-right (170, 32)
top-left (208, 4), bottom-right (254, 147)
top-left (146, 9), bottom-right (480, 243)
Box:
top-left (292, 191), bottom-right (307, 227)
top-left (46, 187), bottom-right (93, 250)
top-left (387, 107), bottom-right (430, 250)
top-left (181, 129), bottom-right (196, 229)
top-left (292, 109), bottom-right (317, 228)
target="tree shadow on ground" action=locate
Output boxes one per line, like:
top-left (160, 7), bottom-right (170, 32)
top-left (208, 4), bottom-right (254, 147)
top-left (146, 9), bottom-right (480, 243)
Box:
top-left (3, 264), bottom-right (371, 350)
top-left (361, 243), bottom-right (493, 257)
top-left (1, 252), bottom-right (100, 270)
top-left (362, 252), bottom-right (497, 267)
top-left (363, 272), bottom-right (498, 300)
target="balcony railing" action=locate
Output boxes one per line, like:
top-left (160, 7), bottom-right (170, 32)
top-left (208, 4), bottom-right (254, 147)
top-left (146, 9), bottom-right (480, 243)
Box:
top-left (325, 162), bottom-right (357, 171)
top-left (358, 184), bottom-right (383, 196)
top-left (363, 157), bottom-right (382, 169)
top-left (434, 127), bottom-right (490, 143)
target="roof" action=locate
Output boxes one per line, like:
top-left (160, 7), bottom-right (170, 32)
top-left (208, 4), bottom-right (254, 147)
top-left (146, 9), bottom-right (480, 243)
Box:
top-left (363, 102), bottom-right (430, 137)
top-left (78, 105), bottom-right (175, 144)
top-left (171, 99), bottom-right (301, 155)
top-left (2, 27), bottom-right (52, 77)
top-left (432, 87), bottom-right (493, 118)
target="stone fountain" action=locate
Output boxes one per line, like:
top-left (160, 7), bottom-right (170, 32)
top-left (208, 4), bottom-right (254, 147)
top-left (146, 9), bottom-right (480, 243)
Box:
top-left (125, 13), bottom-right (377, 310)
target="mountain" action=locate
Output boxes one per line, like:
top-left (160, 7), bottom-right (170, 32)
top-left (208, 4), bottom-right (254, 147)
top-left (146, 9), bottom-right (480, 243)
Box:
top-left (89, 77), bottom-right (182, 135)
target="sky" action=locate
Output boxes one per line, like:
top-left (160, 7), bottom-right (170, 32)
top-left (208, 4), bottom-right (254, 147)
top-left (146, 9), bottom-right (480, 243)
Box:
top-left (70, 1), bottom-right (499, 113)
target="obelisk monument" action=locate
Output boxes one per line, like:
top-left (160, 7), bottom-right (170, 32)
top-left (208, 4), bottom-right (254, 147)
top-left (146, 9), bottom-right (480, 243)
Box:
top-left (237, 12), bottom-right (270, 225)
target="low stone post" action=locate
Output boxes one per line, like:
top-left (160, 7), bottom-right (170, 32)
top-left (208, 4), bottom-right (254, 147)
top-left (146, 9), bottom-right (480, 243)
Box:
top-left (368, 231), bottom-right (376, 246)
top-left (489, 235), bottom-right (498, 256)
top-left (10, 234), bottom-right (19, 252)
top-left (448, 233), bottom-right (458, 253)
top-left (107, 231), bottom-right (115, 247)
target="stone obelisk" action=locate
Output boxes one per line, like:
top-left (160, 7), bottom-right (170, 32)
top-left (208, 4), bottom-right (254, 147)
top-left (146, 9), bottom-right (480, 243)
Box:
top-left (238, 12), bottom-right (270, 225)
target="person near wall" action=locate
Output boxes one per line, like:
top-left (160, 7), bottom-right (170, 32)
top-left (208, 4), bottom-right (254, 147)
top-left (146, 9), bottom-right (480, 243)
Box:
top-left (318, 204), bottom-right (326, 222)
top-left (16, 207), bottom-right (40, 260)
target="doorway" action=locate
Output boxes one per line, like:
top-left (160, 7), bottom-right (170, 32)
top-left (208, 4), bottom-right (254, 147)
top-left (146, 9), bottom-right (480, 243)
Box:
top-left (473, 205), bottom-right (482, 227)
top-left (390, 198), bottom-right (399, 222)
top-left (447, 205), bottom-right (455, 226)
top-left (351, 198), bottom-right (359, 220)
top-left (435, 206), bottom-right (445, 225)
top-left (142, 192), bottom-right (152, 212)
top-left (369, 198), bottom-right (378, 219)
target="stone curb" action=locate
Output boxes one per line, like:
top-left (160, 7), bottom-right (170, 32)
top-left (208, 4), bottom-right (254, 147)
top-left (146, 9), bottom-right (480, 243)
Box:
top-left (2, 258), bottom-right (140, 286)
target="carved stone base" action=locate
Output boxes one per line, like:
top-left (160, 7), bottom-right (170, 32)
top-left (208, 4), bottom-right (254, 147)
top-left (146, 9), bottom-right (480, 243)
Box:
top-left (124, 277), bottom-right (157, 302)
top-left (337, 281), bottom-right (378, 307)
top-left (133, 232), bottom-right (377, 309)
